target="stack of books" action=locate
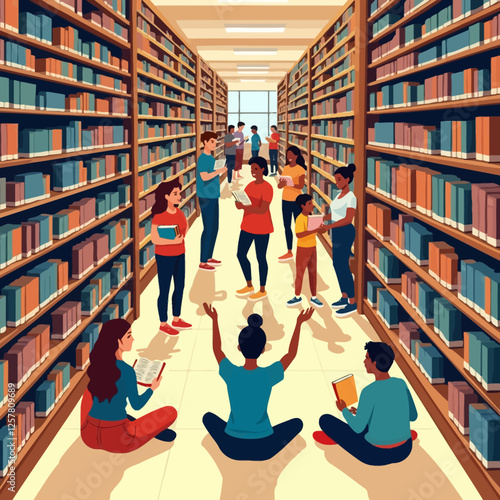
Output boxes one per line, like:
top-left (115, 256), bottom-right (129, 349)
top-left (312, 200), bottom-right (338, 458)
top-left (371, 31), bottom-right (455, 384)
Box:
top-left (83, 10), bottom-right (129, 41)
top-left (311, 118), bottom-right (353, 138)
top-left (376, 288), bottom-right (402, 329)
top-left (464, 331), bottom-right (500, 390)
top-left (35, 362), bottom-right (71, 418)
top-left (312, 138), bottom-right (354, 164)
top-left (81, 323), bottom-right (101, 352)
top-left (433, 297), bottom-right (464, 347)
top-left (401, 271), bottom-right (440, 324)
top-left (469, 403), bottom-right (500, 469)
top-left (51, 301), bottom-right (82, 340)
top-left (101, 289), bottom-right (131, 322)
top-left (12, 401), bottom-right (35, 454)
top-left (367, 239), bottom-right (402, 284)
top-left (75, 342), bottom-right (90, 370)
top-left (312, 72), bottom-right (352, 101)
top-left (448, 381), bottom-right (478, 435)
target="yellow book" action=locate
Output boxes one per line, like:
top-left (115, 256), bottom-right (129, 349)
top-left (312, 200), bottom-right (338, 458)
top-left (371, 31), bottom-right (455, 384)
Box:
top-left (332, 374), bottom-right (358, 407)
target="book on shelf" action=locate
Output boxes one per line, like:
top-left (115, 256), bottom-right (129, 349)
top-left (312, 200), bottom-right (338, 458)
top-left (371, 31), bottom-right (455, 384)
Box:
top-left (232, 191), bottom-right (252, 206)
top-left (76, 342), bottom-right (90, 371)
top-left (35, 380), bottom-right (55, 418)
top-left (133, 358), bottom-right (166, 387)
top-left (469, 403), bottom-right (500, 469)
top-left (448, 381), bottom-right (478, 436)
top-left (331, 374), bottom-right (358, 407)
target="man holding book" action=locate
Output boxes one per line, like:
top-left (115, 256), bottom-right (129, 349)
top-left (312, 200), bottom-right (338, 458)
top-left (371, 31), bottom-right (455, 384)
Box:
top-left (313, 342), bottom-right (418, 466)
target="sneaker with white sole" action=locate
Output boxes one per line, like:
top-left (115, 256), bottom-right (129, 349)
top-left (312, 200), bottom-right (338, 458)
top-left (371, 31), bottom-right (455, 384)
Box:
top-left (310, 297), bottom-right (324, 308)
top-left (335, 302), bottom-right (357, 318)
top-left (331, 297), bottom-right (348, 309)
top-left (287, 296), bottom-right (302, 307)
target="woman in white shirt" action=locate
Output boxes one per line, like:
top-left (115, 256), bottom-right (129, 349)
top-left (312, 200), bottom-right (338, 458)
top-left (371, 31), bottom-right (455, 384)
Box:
top-left (322, 163), bottom-right (357, 318)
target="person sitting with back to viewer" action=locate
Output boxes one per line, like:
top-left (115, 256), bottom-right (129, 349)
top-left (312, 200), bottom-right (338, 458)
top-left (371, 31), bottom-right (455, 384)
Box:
top-left (313, 341), bottom-right (418, 466)
top-left (202, 302), bottom-right (314, 461)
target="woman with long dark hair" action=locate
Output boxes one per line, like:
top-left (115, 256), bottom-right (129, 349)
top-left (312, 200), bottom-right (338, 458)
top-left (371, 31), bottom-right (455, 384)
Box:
top-left (322, 163), bottom-right (357, 318)
top-left (80, 319), bottom-right (177, 452)
top-left (151, 178), bottom-right (191, 336)
top-left (277, 146), bottom-right (306, 262)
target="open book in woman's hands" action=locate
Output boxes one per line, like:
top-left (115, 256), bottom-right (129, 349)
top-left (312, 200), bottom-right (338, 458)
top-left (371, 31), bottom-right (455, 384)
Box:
top-left (133, 358), bottom-right (166, 387)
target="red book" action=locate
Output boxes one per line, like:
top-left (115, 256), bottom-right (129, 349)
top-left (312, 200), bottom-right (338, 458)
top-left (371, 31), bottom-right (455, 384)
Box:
top-left (4, 347), bottom-right (23, 388)
top-left (486, 193), bottom-right (500, 247)
top-left (27, 324), bottom-right (50, 362)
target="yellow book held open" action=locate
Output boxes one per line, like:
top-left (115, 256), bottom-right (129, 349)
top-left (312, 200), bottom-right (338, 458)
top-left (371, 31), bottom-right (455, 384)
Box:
top-left (332, 374), bottom-right (358, 407)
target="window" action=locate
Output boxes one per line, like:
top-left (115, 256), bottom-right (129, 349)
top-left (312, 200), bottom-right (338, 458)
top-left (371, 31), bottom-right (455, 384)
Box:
top-left (227, 91), bottom-right (277, 143)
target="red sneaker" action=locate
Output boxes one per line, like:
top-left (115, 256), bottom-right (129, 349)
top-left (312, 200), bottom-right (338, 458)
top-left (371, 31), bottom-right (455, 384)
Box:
top-left (199, 263), bottom-right (216, 272)
top-left (207, 258), bottom-right (222, 267)
top-left (411, 430), bottom-right (418, 441)
top-left (313, 431), bottom-right (337, 445)
top-left (172, 319), bottom-right (192, 330)
top-left (159, 324), bottom-right (179, 336)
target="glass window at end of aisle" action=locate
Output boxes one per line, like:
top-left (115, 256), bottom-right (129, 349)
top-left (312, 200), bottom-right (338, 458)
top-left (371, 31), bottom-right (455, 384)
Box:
top-left (240, 91), bottom-right (269, 113)
top-left (239, 114), bottom-right (269, 144)
top-left (228, 92), bottom-right (239, 113)
top-left (269, 92), bottom-right (277, 113)
top-left (228, 114), bottom-right (239, 130)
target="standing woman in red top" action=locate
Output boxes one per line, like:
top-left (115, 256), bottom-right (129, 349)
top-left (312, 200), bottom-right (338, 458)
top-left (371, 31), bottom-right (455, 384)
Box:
top-left (235, 156), bottom-right (274, 302)
top-left (151, 178), bottom-right (192, 336)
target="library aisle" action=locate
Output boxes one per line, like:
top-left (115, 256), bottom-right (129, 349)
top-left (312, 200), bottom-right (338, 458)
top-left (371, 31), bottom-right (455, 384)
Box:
top-left (14, 172), bottom-right (481, 500)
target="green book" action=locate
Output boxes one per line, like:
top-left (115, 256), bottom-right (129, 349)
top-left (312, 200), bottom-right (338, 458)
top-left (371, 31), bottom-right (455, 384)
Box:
top-left (0, 77), bottom-right (9, 108)
top-left (468, 331), bottom-right (490, 381)
top-left (481, 340), bottom-right (500, 391)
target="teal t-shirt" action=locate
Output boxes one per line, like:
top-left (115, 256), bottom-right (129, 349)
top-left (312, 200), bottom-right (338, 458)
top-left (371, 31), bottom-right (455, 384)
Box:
top-left (196, 153), bottom-right (220, 199)
top-left (342, 377), bottom-right (418, 446)
top-left (251, 134), bottom-right (261, 150)
top-left (89, 360), bottom-right (153, 421)
top-left (219, 358), bottom-right (284, 439)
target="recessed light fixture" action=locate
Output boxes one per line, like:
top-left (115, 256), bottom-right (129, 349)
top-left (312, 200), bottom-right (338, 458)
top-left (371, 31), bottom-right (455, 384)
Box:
top-left (234, 48), bottom-right (277, 55)
top-left (241, 79), bottom-right (266, 82)
top-left (237, 70), bottom-right (269, 75)
top-left (220, 0), bottom-right (288, 3)
top-left (237, 64), bottom-right (270, 70)
top-left (225, 24), bottom-right (286, 33)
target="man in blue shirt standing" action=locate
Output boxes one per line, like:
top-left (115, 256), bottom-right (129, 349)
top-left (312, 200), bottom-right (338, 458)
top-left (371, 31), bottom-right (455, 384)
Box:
top-left (313, 341), bottom-right (418, 465)
top-left (196, 131), bottom-right (227, 272)
top-left (250, 125), bottom-right (261, 158)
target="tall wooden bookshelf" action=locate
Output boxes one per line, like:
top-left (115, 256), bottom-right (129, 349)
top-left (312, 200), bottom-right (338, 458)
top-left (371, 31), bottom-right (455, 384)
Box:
top-left (215, 74), bottom-right (228, 160)
top-left (0, 0), bottom-right (227, 495)
top-left (277, 77), bottom-right (288, 168)
top-left (279, 0), bottom-right (500, 496)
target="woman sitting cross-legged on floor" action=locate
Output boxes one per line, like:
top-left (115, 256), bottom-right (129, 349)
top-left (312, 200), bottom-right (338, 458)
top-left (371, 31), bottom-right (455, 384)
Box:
top-left (81, 319), bottom-right (177, 453)
top-left (202, 302), bottom-right (314, 461)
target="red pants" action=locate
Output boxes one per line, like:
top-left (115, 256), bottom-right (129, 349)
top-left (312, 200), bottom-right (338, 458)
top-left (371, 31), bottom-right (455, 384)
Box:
top-left (235, 149), bottom-right (244, 171)
top-left (295, 246), bottom-right (317, 296)
top-left (80, 389), bottom-right (177, 453)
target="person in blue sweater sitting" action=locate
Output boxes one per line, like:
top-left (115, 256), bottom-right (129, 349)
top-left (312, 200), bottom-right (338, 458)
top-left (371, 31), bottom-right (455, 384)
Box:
top-left (313, 341), bottom-right (418, 466)
top-left (202, 302), bottom-right (314, 461)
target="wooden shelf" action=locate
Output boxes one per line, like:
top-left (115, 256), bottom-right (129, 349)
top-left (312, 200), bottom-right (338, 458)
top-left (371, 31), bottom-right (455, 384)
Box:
top-left (137, 69), bottom-right (195, 95)
top-left (312, 164), bottom-right (336, 184)
top-left (138, 148), bottom-right (196, 173)
top-left (288, 117), bottom-right (309, 123)
top-left (311, 134), bottom-right (354, 145)
top-left (137, 49), bottom-right (195, 85)
top-left (288, 101), bottom-right (309, 113)
top-left (87, 0), bottom-right (129, 26)
top-left (311, 183), bottom-right (332, 204)
top-left (312, 66), bottom-right (354, 92)
top-left (312, 31), bottom-right (355, 72)
top-left (312, 111), bottom-right (354, 120)
top-left (138, 115), bottom-right (196, 122)
top-left (312, 82), bottom-right (355, 103)
top-left (137, 89), bottom-right (195, 107)
top-left (313, 47), bottom-right (355, 80)
top-left (0, 108), bottom-right (129, 118)
top-left (311, 150), bottom-right (346, 168)
top-left (138, 133), bottom-right (195, 146)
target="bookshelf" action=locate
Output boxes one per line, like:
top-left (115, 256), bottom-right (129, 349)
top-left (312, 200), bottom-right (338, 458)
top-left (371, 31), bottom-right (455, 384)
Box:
top-left (0, 0), bottom-right (227, 495)
top-left (277, 77), bottom-right (288, 168)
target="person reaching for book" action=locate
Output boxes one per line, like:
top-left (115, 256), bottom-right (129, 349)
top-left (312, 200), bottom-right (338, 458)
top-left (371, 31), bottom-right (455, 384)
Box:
top-left (235, 156), bottom-right (274, 302)
top-left (313, 342), bottom-right (418, 466)
top-left (287, 194), bottom-right (326, 308)
top-left (201, 303), bottom-right (314, 461)
top-left (80, 319), bottom-right (177, 453)
top-left (277, 146), bottom-right (306, 263)
top-left (151, 178), bottom-right (191, 336)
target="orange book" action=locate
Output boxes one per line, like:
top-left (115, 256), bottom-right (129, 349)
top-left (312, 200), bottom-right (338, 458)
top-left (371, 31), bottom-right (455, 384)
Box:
top-left (28, 324), bottom-right (51, 361)
top-left (53, 28), bottom-right (65, 48)
top-left (13, 413), bottom-right (23, 452)
top-left (67, 27), bottom-right (75, 51)
top-left (331, 374), bottom-right (358, 407)
top-left (463, 331), bottom-right (470, 369)
top-left (482, 116), bottom-right (500, 162)
top-left (415, 168), bottom-right (428, 213)
top-left (441, 253), bottom-right (458, 290)
top-left (425, 169), bottom-right (435, 215)
top-left (485, 19), bottom-right (493, 42)
top-left (492, 55), bottom-right (500, 93)
top-left (367, 203), bottom-right (377, 232)
top-left (377, 205), bottom-right (391, 241)
top-left (5, 0), bottom-right (19, 31)
top-left (464, 68), bottom-right (473, 98)
top-left (23, 275), bottom-right (40, 317)
top-left (51, 129), bottom-right (63, 153)
top-left (396, 166), bottom-right (407, 205)
top-left (47, 259), bottom-right (68, 292)
top-left (47, 371), bottom-right (63, 402)
top-left (476, 116), bottom-right (484, 161)
top-left (29, 333), bottom-right (41, 367)
top-left (485, 275), bottom-right (492, 320)
top-left (7, 124), bottom-right (18, 160)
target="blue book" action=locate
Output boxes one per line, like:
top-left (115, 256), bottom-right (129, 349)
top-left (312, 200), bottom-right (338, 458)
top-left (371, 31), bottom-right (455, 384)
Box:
top-left (157, 225), bottom-right (180, 240)
top-left (113, 125), bottom-right (125, 145)
top-left (117, 184), bottom-right (130, 207)
top-left (52, 213), bottom-right (69, 239)
top-left (460, 260), bottom-right (476, 305)
top-left (28, 215), bottom-right (52, 247)
top-left (460, 120), bottom-right (475, 158)
top-left (53, 161), bottom-right (78, 191)
top-left (367, 281), bottom-right (383, 307)
top-left (53, 362), bottom-right (71, 391)
top-left (1, 285), bottom-right (22, 326)
top-left (450, 71), bottom-right (464, 99)
top-left (451, 182), bottom-right (472, 231)
top-left (446, 30), bottom-right (469, 56)
top-left (27, 260), bottom-right (58, 306)
top-left (478, 68), bottom-right (491, 96)
top-left (473, 263), bottom-right (494, 316)
top-left (418, 45), bottom-right (441, 66)
top-left (14, 172), bottom-right (44, 202)
top-left (418, 283), bottom-right (439, 323)
top-left (0, 77), bottom-right (9, 108)
top-left (19, 12), bottom-right (37, 39)
top-left (482, 341), bottom-right (500, 391)
top-left (116, 255), bottom-right (130, 277)
top-left (0, 426), bottom-right (11, 477)
top-left (0, 225), bottom-right (15, 265)
top-left (432, 174), bottom-right (460, 222)
top-left (35, 380), bottom-right (56, 417)
top-left (490, 273), bottom-right (500, 328)
top-left (82, 323), bottom-right (100, 351)
top-left (374, 122), bottom-right (394, 146)
top-left (468, 330), bottom-right (490, 380)
top-left (92, 272), bottom-right (111, 299)
top-left (102, 305), bottom-right (117, 323)
top-left (439, 300), bottom-right (463, 347)
top-left (406, 222), bottom-right (433, 265)
top-left (39, 91), bottom-right (65, 111)
top-left (0, 295), bottom-right (6, 333)
top-left (38, 14), bottom-right (53, 43)
top-left (469, 404), bottom-right (491, 457)
top-left (81, 285), bottom-right (98, 314)
top-left (420, 344), bottom-right (445, 383)
top-left (481, 410), bottom-right (500, 468)
top-left (115, 290), bottom-right (130, 317)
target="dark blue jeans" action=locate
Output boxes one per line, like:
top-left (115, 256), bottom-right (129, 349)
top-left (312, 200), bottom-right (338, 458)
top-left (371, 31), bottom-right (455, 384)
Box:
top-left (200, 197), bottom-right (219, 263)
top-left (226, 155), bottom-right (235, 183)
top-left (282, 200), bottom-right (302, 251)
top-left (155, 254), bottom-right (185, 323)
top-left (269, 149), bottom-right (278, 174)
top-left (319, 414), bottom-right (412, 466)
top-left (203, 412), bottom-right (303, 461)
top-left (251, 149), bottom-right (260, 158)
top-left (331, 224), bottom-right (356, 299)
top-left (237, 231), bottom-right (270, 287)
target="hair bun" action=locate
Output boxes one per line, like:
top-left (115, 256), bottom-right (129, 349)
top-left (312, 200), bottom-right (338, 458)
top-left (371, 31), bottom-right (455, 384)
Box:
top-left (248, 314), bottom-right (263, 328)
top-left (348, 163), bottom-right (357, 173)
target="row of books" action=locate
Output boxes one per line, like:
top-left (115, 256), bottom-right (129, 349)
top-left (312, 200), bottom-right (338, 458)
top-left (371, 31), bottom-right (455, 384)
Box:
top-left (139, 168), bottom-right (169, 195)
top-left (374, 18), bottom-right (498, 79)
top-left (288, 55), bottom-right (307, 85)
top-left (313, 53), bottom-right (353, 89)
top-left (312, 13), bottom-right (354, 65)
top-left (369, 61), bottom-right (500, 109)
top-left (35, 362), bottom-right (71, 418)
top-left (367, 158), bottom-right (500, 245)
top-left (101, 290), bottom-right (131, 323)
top-left (137, 78), bottom-right (195, 106)
top-left (312, 73), bottom-right (352, 102)
top-left (288, 136), bottom-right (308, 151)
top-left (289, 109), bottom-right (308, 121)
top-left (140, 60), bottom-right (194, 94)
top-left (182, 198), bottom-right (196, 220)
top-left (312, 156), bottom-right (346, 179)
top-left (2, 400), bottom-right (34, 460)
top-left (313, 39), bottom-right (354, 81)
top-left (463, 330), bottom-right (500, 391)
top-left (289, 124), bottom-right (308, 134)
top-left (140, 241), bottom-right (155, 269)
top-left (138, 142), bottom-right (195, 169)
top-left (469, 402), bottom-right (500, 469)
top-left (139, 193), bottom-right (155, 218)
top-left (139, 218), bottom-right (152, 243)
top-left (311, 118), bottom-right (353, 139)
top-left (369, 118), bottom-right (500, 161)
top-left (312, 90), bottom-right (353, 116)
top-left (289, 97), bottom-right (307, 112)
top-left (82, 9), bottom-right (129, 42)
top-left (312, 138), bottom-right (355, 165)
top-left (138, 122), bottom-right (194, 141)
top-left (3, 324), bottom-right (50, 389)
top-left (137, 100), bottom-right (195, 120)
top-left (289, 87), bottom-right (308, 104)
top-left (311, 171), bottom-right (338, 203)
top-left (200, 111), bottom-right (213, 121)
top-left (289, 74), bottom-right (308, 93)
top-left (81, 255), bottom-right (131, 315)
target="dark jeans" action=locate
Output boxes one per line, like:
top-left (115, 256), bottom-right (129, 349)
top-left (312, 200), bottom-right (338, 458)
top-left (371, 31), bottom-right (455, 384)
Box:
top-left (251, 149), bottom-right (260, 158)
top-left (237, 231), bottom-right (270, 287)
top-left (226, 155), bottom-right (235, 183)
top-left (155, 254), bottom-right (185, 323)
top-left (331, 224), bottom-right (356, 299)
top-left (269, 149), bottom-right (278, 174)
top-left (319, 414), bottom-right (412, 466)
top-left (203, 412), bottom-right (303, 461)
top-left (200, 197), bottom-right (219, 263)
top-left (282, 200), bottom-right (302, 251)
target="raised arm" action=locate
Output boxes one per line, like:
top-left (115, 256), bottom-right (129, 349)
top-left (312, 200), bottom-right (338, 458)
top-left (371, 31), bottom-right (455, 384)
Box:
top-left (203, 303), bottom-right (226, 364)
top-left (280, 308), bottom-right (314, 371)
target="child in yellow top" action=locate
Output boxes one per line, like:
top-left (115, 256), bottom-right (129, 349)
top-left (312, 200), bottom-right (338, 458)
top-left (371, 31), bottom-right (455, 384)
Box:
top-left (287, 194), bottom-right (326, 308)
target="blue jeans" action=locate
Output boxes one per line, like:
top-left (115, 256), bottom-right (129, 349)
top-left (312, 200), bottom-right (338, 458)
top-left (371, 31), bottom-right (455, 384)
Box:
top-left (237, 231), bottom-right (270, 287)
top-left (331, 224), bottom-right (355, 299)
top-left (269, 150), bottom-right (278, 174)
top-left (282, 200), bottom-right (301, 251)
top-left (203, 412), bottom-right (303, 461)
top-left (200, 198), bottom-right (219, 263)
top-left (251, 149), bottom-right (260, 158)
top-left (155, 254), bottom-right (185, 323)
top-left (319, 414), bottom-right (412, 466)
top-left (226, 155), bottom-right (235, 183)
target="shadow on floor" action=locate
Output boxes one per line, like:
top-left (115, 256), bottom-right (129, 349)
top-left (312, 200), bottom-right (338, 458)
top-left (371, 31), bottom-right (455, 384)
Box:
top-left (352, 314), bottom-right (380, 342)
top-left (318, 439), bottom-right (461, 500)
top-left (307, 303), bottom-right (351, 355)
top-left (34, 436), bottom-right (172, 500)
top-left (202, 433), bottom-right (306, 500)
top-left (136, 334), bottom-right (180, 361)
top-left (189, 269), bottom-right (228, 316)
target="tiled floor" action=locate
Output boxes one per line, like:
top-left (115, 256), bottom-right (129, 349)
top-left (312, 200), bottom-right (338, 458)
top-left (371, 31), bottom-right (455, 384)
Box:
top-left (16, 171), bottom-right (481, 499)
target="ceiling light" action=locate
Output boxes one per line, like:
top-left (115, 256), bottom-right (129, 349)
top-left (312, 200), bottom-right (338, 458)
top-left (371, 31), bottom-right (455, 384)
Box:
top-left (241, 79), bottom-right (266, 82)
top-left (220, 1), bottom-right (288, 3)
top-left (238, 70), bottom-right (269, 75)
top-left (234, 48), bottom-right (277, 55)
top-left (225, 24), bottom-right (286, 33)
top-left (237, 65), bottom-right (270, 70)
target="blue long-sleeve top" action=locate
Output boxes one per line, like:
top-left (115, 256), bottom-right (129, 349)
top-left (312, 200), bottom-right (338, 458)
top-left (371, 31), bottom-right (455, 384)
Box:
top-left (88, 360), bottom-right (153, 421)
top-left (342, 377), bottom-right (418, 446)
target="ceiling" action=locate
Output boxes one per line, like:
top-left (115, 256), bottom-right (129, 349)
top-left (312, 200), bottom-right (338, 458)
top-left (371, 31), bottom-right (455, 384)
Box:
top-left (154, 0), bottom-right (344, 91)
